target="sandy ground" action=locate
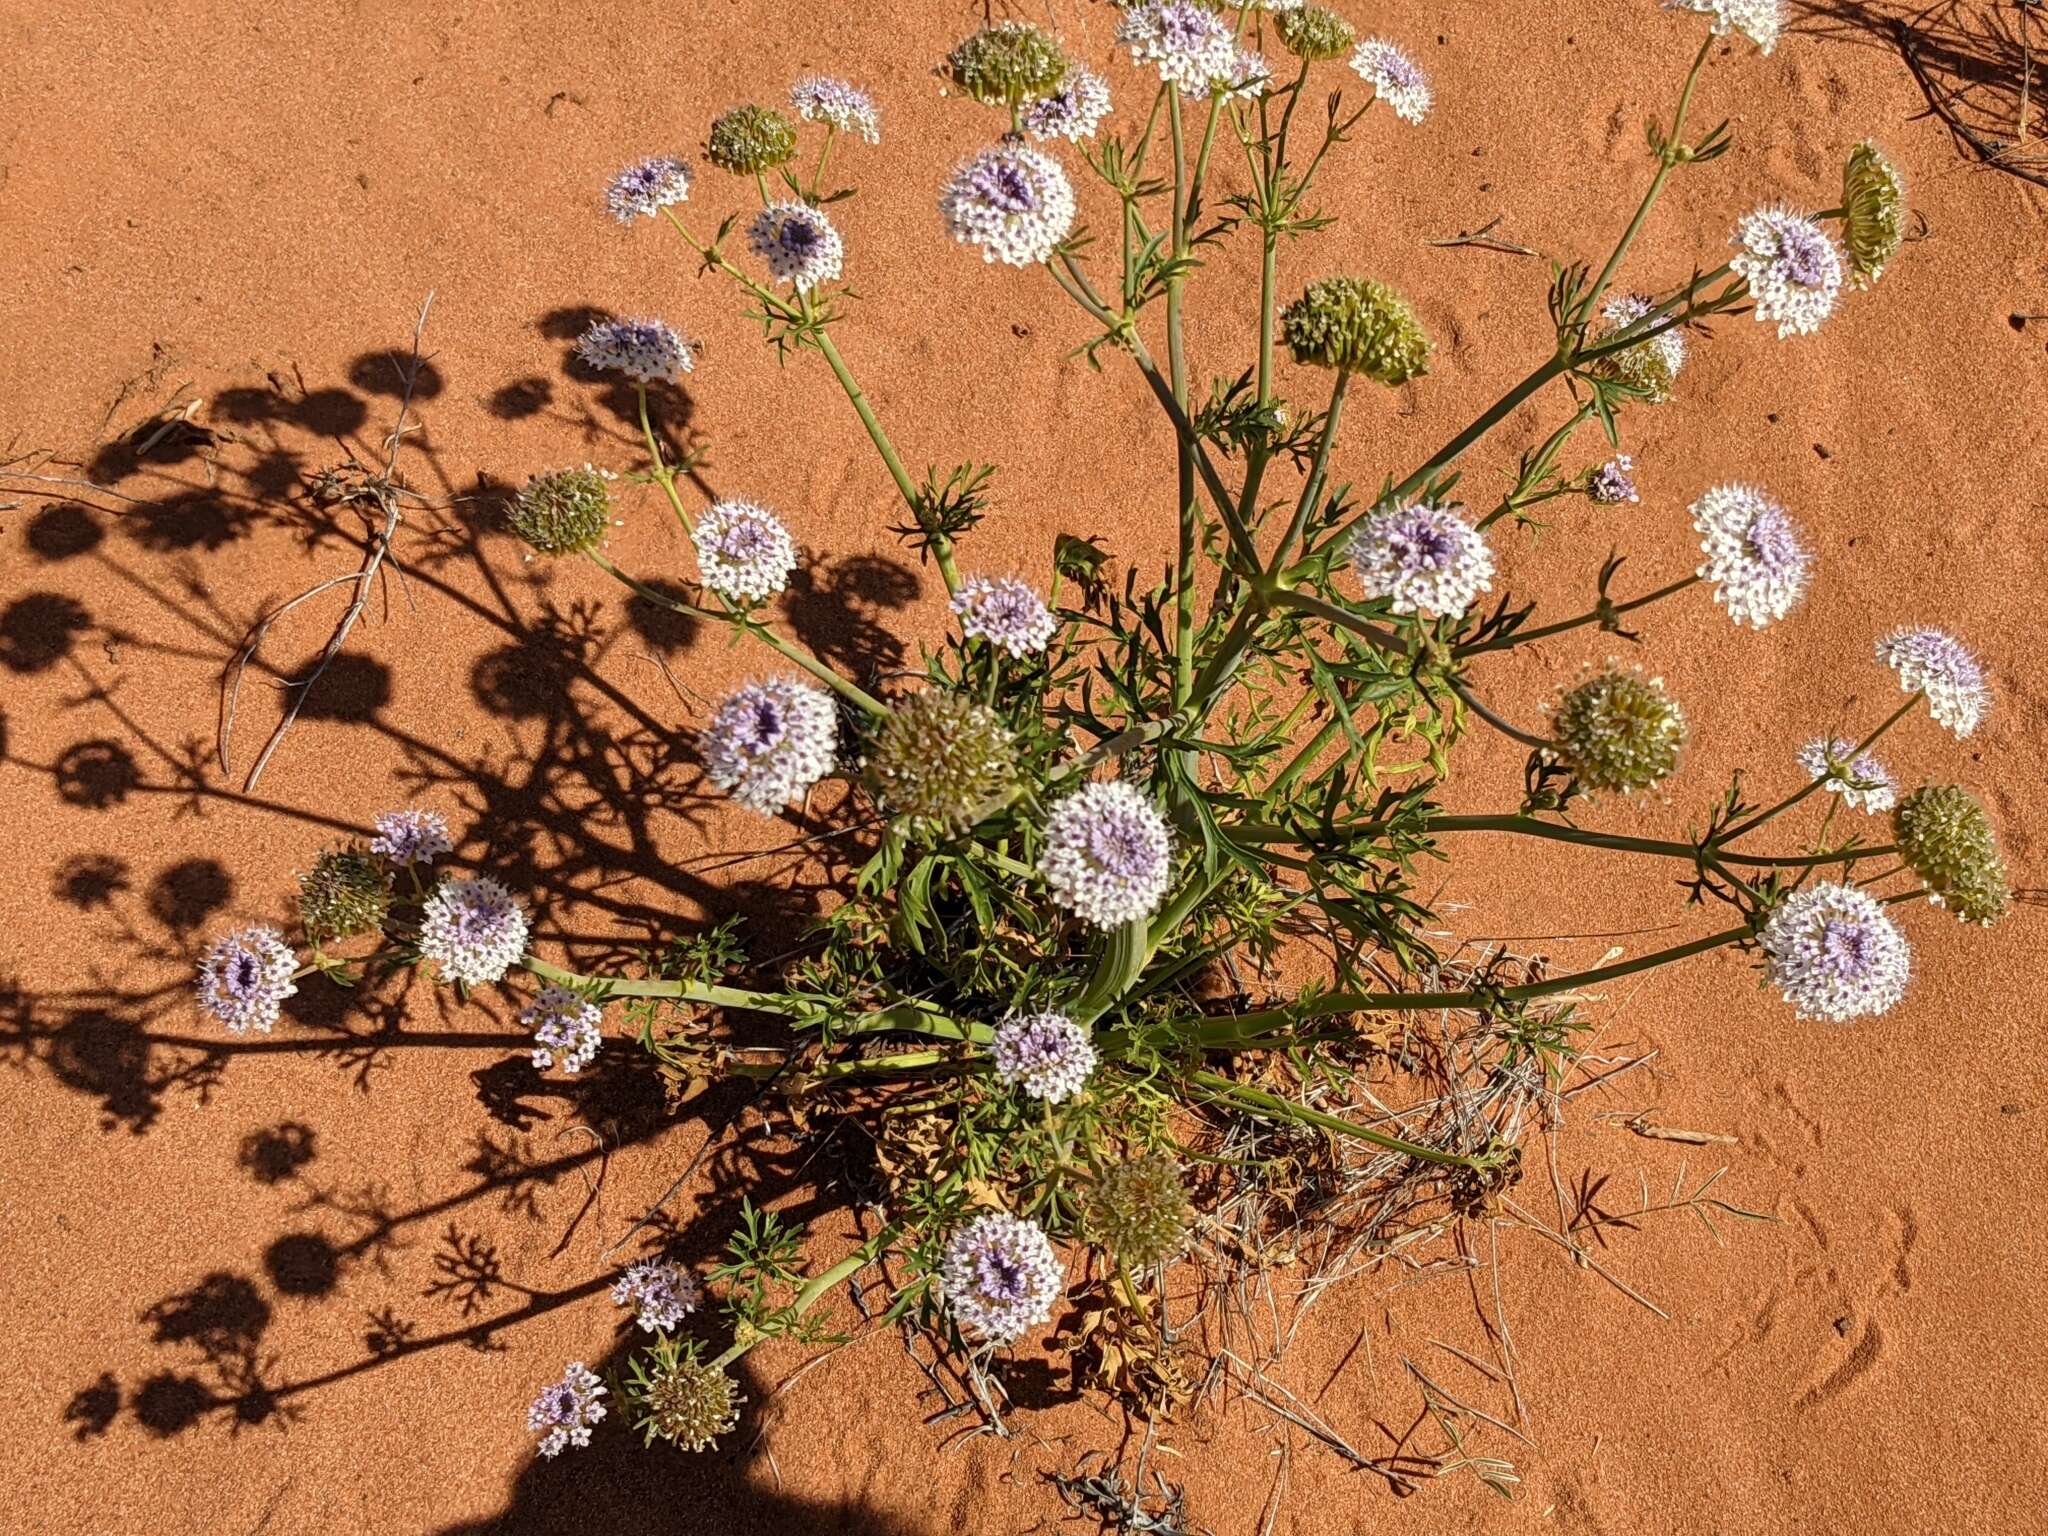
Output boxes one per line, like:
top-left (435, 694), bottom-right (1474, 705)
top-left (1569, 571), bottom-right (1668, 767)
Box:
top-left (4, 1), bottom-right (2045, 1531)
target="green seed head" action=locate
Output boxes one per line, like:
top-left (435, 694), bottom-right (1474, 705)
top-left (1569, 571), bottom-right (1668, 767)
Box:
top-left (707, 103), bottom-right (798, 175)
top-left (636, 1345), bottom-right (742, 1452)
top-left (509, 467), bottom-right (612, 556)
top-left (1552, 668), bottom-right (1687, 794)
top-left (298, 846), bottom-right (392, 942)
top-left (1280, 276), bottom-right (1430, 384)
top-left (946, 22), bottom-right (1069, 107)
top-left (865, 691), bottom-right (1017, 830)
top-left (1842, 140), bottom-right (1906, 290)
top-left (1276, 6), bottom-right (1357, 62)
top-left (1086, 1152), bottom-right (1193, 1267)
top-left (1893, 785), bottom-right (2009, 927)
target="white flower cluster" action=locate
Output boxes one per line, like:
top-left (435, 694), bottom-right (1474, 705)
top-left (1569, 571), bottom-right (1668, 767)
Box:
top-left (1040, 781), bottom-right (1174, 929)
top-left (941, 1212), bottom-right (1064, 1345)
top-left (693, 499), bottom-right (798, 604)
top-left (990, 1010), bottom-right (1097, 1103)
top-left (1690, 483), bottom-right (1812, 628)
top-left (1761, 882), bottom-right (1911, 1022)
top-left (703, 678), bottom-right (840, 812)
top-left (940, 144), bottom-right (1077, 266)
top-left (420, 876), bottom-right (530, 987)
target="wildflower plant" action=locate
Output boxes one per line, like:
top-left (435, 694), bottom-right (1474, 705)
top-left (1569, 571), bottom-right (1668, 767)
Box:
top-left (204, 5), bottom-right (2014, 1473)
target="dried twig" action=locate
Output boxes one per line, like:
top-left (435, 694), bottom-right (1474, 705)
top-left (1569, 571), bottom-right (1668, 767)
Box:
top-left (1424, 213), bottom-right (1540, 256)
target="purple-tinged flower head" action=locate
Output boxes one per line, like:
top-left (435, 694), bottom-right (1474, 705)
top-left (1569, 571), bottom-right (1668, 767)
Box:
top-left (370, 808), bottom-right (453, 868)
top-left (1588, 454), bottom-right (1640, 505)
top-left (941, 1212), bottom-right (1064, 1345)
top-left (1041, 781), bottom-right (1174, 929)
top-left (1691, 483), bottom-right (1812, 629)
top-left (1350, 500), bottom-right (1494, 618)
top-left (1798, 738), bottom-right (1897, 814)
top-left (605, 156), bottom-right (693, 223)
top-left (522, 985), bottom-right (603, 1074)
top-left (196, 926), bottom-right (298, 1035)
top-left (1023, 68), bottom-right (1113, 141)
top-left (1876, 628), bottom-right (1991, 738)
top-left (1350, 39), bottom-right (1432, 124)
top-left (952, 576), bottom-right (1058, 658)
top-left (610, 1258), bottom-right (702, 1333)
top-left (692, 499), bottom-right (798, 604)
top-left (1665, 0), bottom-right (1782, 53)
top-left (789, 76), bottom-right (881, 143)
top-left (575, 317), bottom-right (695, 383)
top-left (1596, 293), bottom-right (1687, 403)
top-left (1760, 882), bottom-right (1911, 1022)
top-left (527, 1362), bottom-right (607, 1458)
top-left (1730, 206), bottom-right (1843, 338)
top-left (939, 144), bottom-right (1076, 267)
top-left (419, 876), bottom-right (530, 987)
top-left (1118, 1), bottom-right (1240, 91)
top-left (1217, 47), bottom-right (1273, 101)
top-left (703, 678), bottom-right (839, 813)
top-left (746, 201), bottom-right (844, 291)
top-left (990, 1010), bottom-right (1097, 1103)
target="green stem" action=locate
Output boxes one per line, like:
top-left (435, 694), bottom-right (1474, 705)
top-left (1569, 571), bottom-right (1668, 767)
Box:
top-left (636, 383), bottom-right (697, 536)
top-left (1168, 86), bottom-right (1197, 706)
top-left (522, 955), bottom-right (794, 1011)
top-left (1233, 813), bottom-right (1898, 870)
top-left (1270, 369), bottom-right (1349, 577)
top-left (1190, 1070), bottom-right (1488, 1169)
top-left (1458, 575), bottom-right (1700, 655)
top-left (1266, 588), bottom-right (1402, 653)
top-left (1256, 233), bottom-right (1278, 406)
top-left (1716, 693), bottom-right (1921, 845)
top-left (711, 1242), bottom-right (884, 1370)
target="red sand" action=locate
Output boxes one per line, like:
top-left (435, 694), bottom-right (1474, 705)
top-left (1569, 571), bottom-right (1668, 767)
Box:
top-left (4, 2), bottom-right (2044, 1531)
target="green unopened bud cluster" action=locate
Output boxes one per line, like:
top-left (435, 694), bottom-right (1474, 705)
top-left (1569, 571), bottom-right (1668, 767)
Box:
top-left (1552, 668), bottom-right (1687, 794)
top-left (298, 846), bottom-right (392, 942)
top-left (947, 22), bottom-right (1069, 107)
top-left (1893, 785), bottom-right (2008, 927)
top-left (627, 1338), bottom-right (742, 1451)
top-left (1280, 276), bottom-right (1430, 384)
top-left (1275, 6), bottom-right (1357, 62)
top-left (865, 690), bottom-right (1016, 830)
top-left (1086, 1151), bottom-right (1193, 1267)
top-left (509, 467), bottom-right (613, 556)
top-left (707, 103), bottom-right (798, 175)
top-left (1841, 141), bottom-right (1905, 290)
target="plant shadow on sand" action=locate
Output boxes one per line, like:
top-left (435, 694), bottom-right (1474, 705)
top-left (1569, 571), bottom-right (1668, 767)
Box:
top-left (5, 327), bottom-right (928, 1528)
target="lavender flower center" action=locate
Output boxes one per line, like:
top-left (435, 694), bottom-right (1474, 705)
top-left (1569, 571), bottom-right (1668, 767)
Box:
top-left (734, 695), bottom-right (787, 753)
top-left (776, 219), bottom-right (821, 256)
top-left (718, 521), bottom-right (774, 560)
top-left (228, 951), bottom-right (262, 993)
top-left (1777, 222), bottom-right (1830, 287)
top-left (973, 162), bottom-right (1038, 214)
top-left (1819, 918), bottom-right (1873, 976)
top-left (1742, 507), bottom-right (1801, 572)
top-left (1086, 813), bottom-right (1154, 876)
top-left (1394, 517), bottom-right (1456, 570)
top-left (973, 1246), bottom-right (1028, 1301)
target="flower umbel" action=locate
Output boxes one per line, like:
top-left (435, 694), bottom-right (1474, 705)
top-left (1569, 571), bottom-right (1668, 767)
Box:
top-left (790, 76), bottom-right (880, 143)
top-left (746, 201), bottom-right (844, 291)
top-left (1086, 1152), bottom-right (1193, 1267)
top-left (703, 678), bottom-right (839, 813)
top-left (1798, 738), bottom-right (1897, 814)
top-left (1350, 39), bottom-right (1431, 123)
top-left (1761, 882), bottom-right (1911, 1021)
top-left (1730, 206), bottom-right (1843, 338)
top-left (626, 1339), bottom-right (741, 1451)
top-left (991, 1011), bottom-right (1097, 1104)
top-left (941, 1212), bottom-right (1064, 1345)
top-left (1691, 483), bottom-right (1812, 628)
top-left (523, 985), bottom-right (603, 1074)
top-left (528, 1362), bottom-right (606, 1458)
top-left (419, 876), bottom-right (531, 987)
top-left (509, 466), bottom-right (613, 556)
top-left (605, 156), bottom-right (692, 223)
top-left (947, 22), bottom-right (1069, 107)
top-left (1842, 140), bottom-right (1906, 289)
top-left (865, 691), bottom-right (1016, 830)
top-left (1588, 454), bottom-right (1640, 504)
top-left (692, 499), bottom-right (798, 604)
top-left (706, 104), bottom-right (798, 174)
top-left (1275, 5), bottom-right (1358, 63)
top-left (370, 809), bottom-right (452, 867)
top-left (575, 318), bottom-right (695, 383)
top-left (1875, 628), bottom-right (1990, 738)
top-left (1118, 1), bottom-right (1240, 90)
top-left (1552, 669), bottom-right (1687, 794)
top-left (610, 1258), bottom-right (702, 1333)
top-left (297, 846), bottom-right (392, 942)
top-left (196, 927), bottom-right (298, 1035)
top-left (1893, 785), bottom-right (2010, 926)
top-left (952, 576), bottom-right (1058, 657)
top-left (1041, 781), bottom-right (1174, 929)
top-left (1281, 276), bottom-right (1430, 382)
top-left (939, 144), bottom-right (1077, 266)
top-left (1349, 500), bottom-right (1494, 618)
top-left (1022, 68), bottom-right (1113, 142)
top-left (1593, 293), bottom-right (1686, 403)
top-left (1665, 0), bottom-right (1783, 53)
